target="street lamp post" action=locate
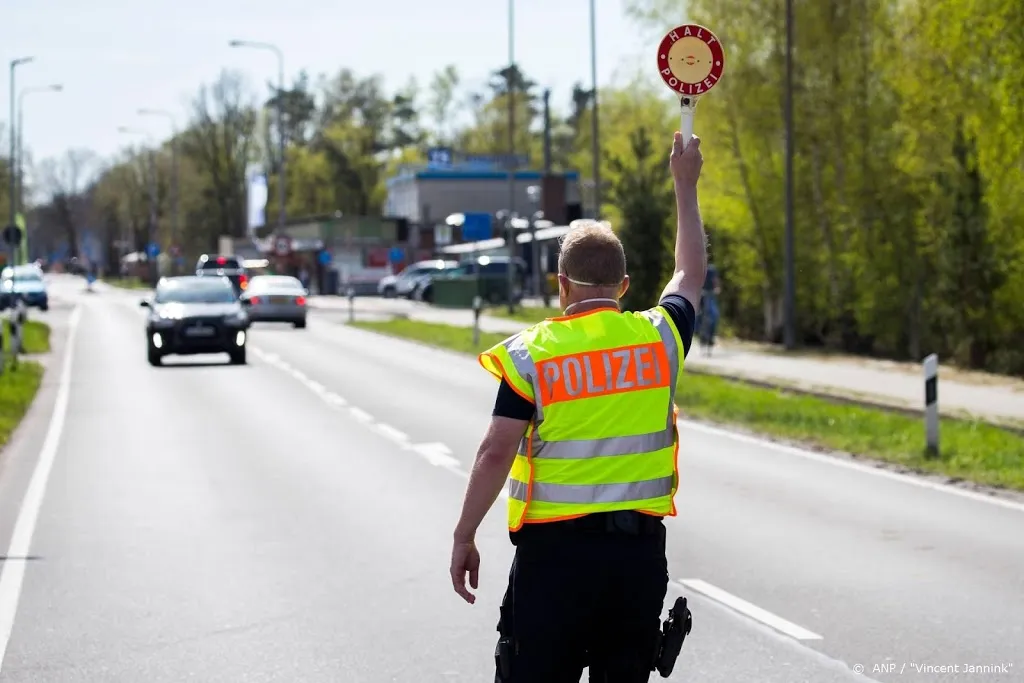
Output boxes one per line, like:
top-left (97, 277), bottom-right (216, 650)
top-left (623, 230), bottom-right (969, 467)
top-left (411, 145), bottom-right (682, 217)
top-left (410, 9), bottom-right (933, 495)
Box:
top-left (783, 0), bottom-right (796, 349)
top-left (138, 108), bottom-right (179, 271)
top-left (526, 184), bottom-right (544, 302)
top-left (229, 40), bottom-right (287, 235)
top-left (16, 83), bottom-right (62, 263)
top-left (589, 0), bottom-right (601, 220)
top-left (8, 56), bottom-right (34, 266)
top-left (118, 126), bottom-right (158, 284)
top-left (506, 0), bottom-right (517, 314)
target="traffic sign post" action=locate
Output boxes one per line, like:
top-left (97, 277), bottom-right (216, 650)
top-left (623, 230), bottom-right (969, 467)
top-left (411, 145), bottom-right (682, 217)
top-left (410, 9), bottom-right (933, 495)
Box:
top-left (146, 242), bottom-right (161, 258)
top-left (461, 213), bottom-right (493, 242)
top-left (3, 225), bottom-right (23, 267)
top-left (2, 224), bottom-right (22, 246)
top-left (274, 235), bottom-right (292, 258)
top-left (656, 24), bottom-right (726, 147)
top-left (388, 246), bottom-right (404, 265)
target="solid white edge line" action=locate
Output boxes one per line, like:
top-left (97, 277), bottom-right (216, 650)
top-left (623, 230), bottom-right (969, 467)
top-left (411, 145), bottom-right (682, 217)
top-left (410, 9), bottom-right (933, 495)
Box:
top-left (0, 305), bottom-right (81, 671)
top-left (678, 419), bottom-right (1024, 514)
top-left (678, 578), bottom-right (823, 641)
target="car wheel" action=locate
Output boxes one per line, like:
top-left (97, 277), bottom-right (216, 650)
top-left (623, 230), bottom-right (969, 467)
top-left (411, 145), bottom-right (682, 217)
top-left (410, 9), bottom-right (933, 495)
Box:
top-left (293, 319), bottom-right (307, 329)
top-left (382, 286), bottom-right (396, 298)
top-left (147, 346), bottom-right (162, 366)
top-left (422, 286), bottom-right (433, 303)
top-left (40, 304), bottom-right (49, 312)
top-left (229, 347), bottom-right (247, 365)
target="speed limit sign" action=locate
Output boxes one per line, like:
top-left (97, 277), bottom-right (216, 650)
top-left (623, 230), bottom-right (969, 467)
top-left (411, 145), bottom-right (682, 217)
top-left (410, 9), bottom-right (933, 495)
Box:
top-left (274, 235), bottom-right (292, 257)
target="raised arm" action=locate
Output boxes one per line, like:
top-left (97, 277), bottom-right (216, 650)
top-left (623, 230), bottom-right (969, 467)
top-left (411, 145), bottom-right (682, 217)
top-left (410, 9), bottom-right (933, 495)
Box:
top-left (660, 133), bottom-right (707, 308)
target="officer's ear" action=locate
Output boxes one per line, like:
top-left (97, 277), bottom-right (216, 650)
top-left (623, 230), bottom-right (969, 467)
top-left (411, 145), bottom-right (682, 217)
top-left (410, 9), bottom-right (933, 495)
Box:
top-left (557, 273), bottom-right (571, 297)
top-left (618, 275), bottom-right (630, 299)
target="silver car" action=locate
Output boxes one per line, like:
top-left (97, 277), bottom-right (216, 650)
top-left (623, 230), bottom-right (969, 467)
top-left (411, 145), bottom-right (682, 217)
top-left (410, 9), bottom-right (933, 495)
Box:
top-left (240, 275), bottom-right (308, 328)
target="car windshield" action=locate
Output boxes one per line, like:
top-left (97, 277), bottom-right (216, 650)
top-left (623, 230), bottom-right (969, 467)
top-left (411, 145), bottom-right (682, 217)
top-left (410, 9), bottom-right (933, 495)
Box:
top-left (248, 276), bottom-right (303, 292)
top-left (11, 270), bottom-right (42, 282)
top-left (154, 280), bottom-right (237, 304)
top-left (199, 257), bottom-right (240, 270)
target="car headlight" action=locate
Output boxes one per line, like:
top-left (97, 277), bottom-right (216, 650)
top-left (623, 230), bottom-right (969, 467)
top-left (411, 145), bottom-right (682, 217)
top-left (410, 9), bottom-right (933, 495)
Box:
top-left (150, 316), bottom-right (175, 328)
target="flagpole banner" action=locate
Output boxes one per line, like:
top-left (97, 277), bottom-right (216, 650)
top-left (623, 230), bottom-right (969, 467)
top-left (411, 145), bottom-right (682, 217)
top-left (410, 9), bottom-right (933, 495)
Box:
top-left (246, 164), bottom-right (268, 235)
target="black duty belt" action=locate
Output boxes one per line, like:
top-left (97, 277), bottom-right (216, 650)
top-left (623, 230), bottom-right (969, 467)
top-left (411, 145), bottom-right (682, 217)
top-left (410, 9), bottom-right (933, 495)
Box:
top-left (521, 511), bottom-right (664, 537)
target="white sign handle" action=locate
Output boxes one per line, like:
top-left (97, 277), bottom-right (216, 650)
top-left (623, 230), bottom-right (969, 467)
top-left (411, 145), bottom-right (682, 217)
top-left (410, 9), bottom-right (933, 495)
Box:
top-left (680, 96), bottom-right (697, 148)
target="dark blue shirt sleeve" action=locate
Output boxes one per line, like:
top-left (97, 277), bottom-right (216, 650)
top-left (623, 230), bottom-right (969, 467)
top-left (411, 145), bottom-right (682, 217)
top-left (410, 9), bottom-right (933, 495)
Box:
top-left (657, 294), bottom-right (696, 359)
top-left (492, 378), bottom-right (536, 420)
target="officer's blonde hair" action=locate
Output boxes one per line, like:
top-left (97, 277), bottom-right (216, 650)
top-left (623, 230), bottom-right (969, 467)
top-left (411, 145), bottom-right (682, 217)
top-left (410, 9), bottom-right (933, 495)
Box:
top-left (558, 220), bottom-right (626, 287)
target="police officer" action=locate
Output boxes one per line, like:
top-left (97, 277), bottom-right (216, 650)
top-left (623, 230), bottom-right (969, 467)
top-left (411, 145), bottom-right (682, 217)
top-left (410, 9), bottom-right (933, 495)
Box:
top-left (449, 131), bottom-right (705, 682)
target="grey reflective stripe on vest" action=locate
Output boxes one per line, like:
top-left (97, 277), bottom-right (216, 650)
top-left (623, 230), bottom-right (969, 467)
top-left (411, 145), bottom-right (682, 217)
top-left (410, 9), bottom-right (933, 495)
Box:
top-left (529, 425), bottom-right (675, 459)
top-left (639, 308), bottom-right (680, 428)
top-left (501, 334), bottom-right (545, 424)
top-left (508, 474), bottom-right (674, 504)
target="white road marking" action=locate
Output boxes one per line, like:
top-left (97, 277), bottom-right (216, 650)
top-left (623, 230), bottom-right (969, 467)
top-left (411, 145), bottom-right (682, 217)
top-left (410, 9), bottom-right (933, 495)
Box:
top-left (375, 424), bottom-right (409, 444)
top-left (348, 407), bottom-right (373, 423)
top-left (324, 393), bottom-right (347, 407)
top-left (307, 380), bottom-right (327, 395)
top-left (0, 306), bottom-right (81, 671)
top-left (677, 578), bottom-right (823, 641)
top-left (680, 419), bottom-right (1024, 514)
top-left (409, 442), bottom-right (461, 470)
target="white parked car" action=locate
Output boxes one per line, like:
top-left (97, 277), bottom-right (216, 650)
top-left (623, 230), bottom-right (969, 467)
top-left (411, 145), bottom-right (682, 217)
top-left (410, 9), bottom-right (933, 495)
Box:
top-left (377, 260), bottom-right (457, 298)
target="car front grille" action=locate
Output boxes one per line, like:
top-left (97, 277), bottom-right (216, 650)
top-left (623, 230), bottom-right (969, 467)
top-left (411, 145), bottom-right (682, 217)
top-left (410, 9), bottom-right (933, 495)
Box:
top-left (173, 316), bottom-right (227, 346)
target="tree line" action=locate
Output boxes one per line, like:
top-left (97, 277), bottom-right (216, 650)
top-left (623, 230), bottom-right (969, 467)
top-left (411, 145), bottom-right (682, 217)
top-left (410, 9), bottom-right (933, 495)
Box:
top-left (3, 0), bottom-right (1023, 376)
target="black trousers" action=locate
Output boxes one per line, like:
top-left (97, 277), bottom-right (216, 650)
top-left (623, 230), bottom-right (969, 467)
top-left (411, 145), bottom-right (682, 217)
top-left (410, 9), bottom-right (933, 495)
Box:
top-left (495, 512), bottom-right (669, 683)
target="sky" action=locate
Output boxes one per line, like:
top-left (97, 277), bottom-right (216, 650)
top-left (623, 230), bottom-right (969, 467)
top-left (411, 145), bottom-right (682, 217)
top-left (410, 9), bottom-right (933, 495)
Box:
top-left (1, 0), bottom-right (664, 177)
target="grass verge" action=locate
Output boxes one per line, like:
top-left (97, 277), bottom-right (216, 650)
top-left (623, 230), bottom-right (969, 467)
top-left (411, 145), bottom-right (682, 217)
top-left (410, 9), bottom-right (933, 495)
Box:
top-left (487, 305), bottom-right (562, 323)
top-left (351, 318), bottom-right (1024, 492)
top-left (103, 276), bottom-right (150, 289)
top-left (0, 360), bottom-right (45, 450)
top-left (2, 319), bottom-right (50, 354)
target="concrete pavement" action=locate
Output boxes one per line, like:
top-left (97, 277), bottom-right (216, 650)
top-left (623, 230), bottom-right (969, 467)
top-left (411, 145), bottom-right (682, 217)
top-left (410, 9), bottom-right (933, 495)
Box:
top-left (308, 295), bottom-right (1024, 427)
top-left (0, 277), bottom-right (1019, 681)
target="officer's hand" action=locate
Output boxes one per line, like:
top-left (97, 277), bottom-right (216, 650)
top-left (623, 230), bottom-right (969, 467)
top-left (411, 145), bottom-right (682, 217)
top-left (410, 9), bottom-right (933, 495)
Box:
top-left (670, 132), bottom-right (702, 187)
top-left (450, 539), bottom-right (481, 604)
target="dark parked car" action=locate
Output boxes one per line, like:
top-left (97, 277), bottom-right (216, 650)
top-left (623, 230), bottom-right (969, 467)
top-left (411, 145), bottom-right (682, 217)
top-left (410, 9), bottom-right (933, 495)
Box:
top-left (195, 254), bottom-right (248, 295)
top-left (414, 255), bottom-right (526, 304)
top-left (140, 276), bottom-right (250, 366)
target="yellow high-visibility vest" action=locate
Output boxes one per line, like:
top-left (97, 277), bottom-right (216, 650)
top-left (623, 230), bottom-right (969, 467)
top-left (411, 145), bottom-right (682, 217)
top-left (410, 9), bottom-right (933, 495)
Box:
top-left (479, 305), bottom-right (685, 531)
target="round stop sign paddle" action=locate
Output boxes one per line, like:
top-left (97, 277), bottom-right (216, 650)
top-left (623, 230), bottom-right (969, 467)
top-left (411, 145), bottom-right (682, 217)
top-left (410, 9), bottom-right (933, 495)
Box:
top-left (656, 24), bottom-right (726, 147)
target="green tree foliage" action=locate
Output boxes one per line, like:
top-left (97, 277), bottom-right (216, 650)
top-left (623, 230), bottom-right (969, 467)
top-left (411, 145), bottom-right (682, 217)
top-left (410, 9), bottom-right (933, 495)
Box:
top-left (18, 0), bottom-right (1024, 375)
top-left (623, 0), bottom-right (1024, 374)
top-left (608, 126), bottom-right (674, 312)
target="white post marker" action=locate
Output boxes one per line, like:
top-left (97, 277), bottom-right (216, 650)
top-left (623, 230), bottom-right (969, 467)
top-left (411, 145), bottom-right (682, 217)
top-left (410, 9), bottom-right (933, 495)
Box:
top-left (346, 287), bottom-right (355, 324)
top-left (923, 353), bottom-right (939, 457)
top-left (472, 295), bottom-right (483, 347)
top-left (656, 24), bottom-right (726, 147)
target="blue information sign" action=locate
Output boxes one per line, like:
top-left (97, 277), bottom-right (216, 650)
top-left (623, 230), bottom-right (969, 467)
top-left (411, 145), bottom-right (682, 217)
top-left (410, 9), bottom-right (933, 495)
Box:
top-left (318, 250), bottom-right (332, 265)
top-left (146, 242), bottom-right (160, 258)
top-left (388, 247), bottom-right (404, 264)
top-left (461, 212), bottom-right (493, 241)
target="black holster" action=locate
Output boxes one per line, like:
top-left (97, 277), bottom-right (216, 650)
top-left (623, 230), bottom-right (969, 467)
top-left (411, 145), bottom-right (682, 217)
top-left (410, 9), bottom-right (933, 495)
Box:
top-left (652, 597), bottom-right (692, 678)
top-left (495, 600), bottom-right (515, 681)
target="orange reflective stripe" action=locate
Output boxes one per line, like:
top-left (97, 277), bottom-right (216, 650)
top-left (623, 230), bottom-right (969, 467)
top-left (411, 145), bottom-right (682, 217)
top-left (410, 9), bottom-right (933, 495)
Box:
top-left (535, 342), bottom-right (671, 406)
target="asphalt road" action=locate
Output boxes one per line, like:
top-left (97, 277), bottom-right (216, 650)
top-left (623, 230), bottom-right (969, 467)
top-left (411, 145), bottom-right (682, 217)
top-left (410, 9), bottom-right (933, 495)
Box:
top-left (0, 277), bottom-right (1020, 682)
